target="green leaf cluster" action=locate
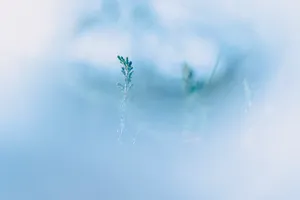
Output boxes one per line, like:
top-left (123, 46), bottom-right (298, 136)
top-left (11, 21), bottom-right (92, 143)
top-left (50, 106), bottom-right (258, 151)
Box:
top-left (117, 55), bottom-right (134, 91)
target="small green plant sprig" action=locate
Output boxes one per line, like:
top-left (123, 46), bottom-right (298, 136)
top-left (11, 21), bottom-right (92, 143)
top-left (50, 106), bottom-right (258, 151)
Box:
top-left (181, 60), bottom-right (221, 140)
top-left (117, 55), bottom-right (134, 94)
top-left (182, 63), bottom-right (204, 94)
top-left (181, 63), bottom-right (204, 139)
top-left (117, 55), bottom-right (134, 142)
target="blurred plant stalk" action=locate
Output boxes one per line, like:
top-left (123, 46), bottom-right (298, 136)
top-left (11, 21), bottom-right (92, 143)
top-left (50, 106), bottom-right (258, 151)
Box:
top-left (117, 55), bottom-right (134, 143)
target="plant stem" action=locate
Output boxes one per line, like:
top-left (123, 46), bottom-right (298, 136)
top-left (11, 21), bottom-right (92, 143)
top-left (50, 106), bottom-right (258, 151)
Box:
top-left (117, 55), bottom-right (134, 143)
